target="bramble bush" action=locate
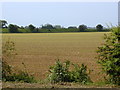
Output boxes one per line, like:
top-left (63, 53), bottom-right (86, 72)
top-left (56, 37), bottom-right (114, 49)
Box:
top-left (48, 59), bottom-right (92, 84)
top-left (97, 26), bottom-right (120, 85)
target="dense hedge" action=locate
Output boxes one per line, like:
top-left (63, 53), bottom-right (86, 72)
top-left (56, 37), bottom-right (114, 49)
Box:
top-left (1, 28), bottom-right (110, 33)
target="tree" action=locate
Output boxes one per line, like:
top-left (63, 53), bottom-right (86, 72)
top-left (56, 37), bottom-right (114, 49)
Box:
top-left (96, 24), bottom-right (103, 31)
top-left (0, 20), bottom-right (8, 28)
top-left (78, 25), bottom-right (87, 32)
top-left (28, 24), bottom-right (36, 32)
top-left (54, 25), bottom-right (61, 29)
top-left (96, 26), bottom-right (120, 85)
top-left (20, 26), bottom-right (24, 29)
top-left (41, 24), bottom-right (54, 29)
top-left (32, 28), bottom-right (39, 33)
top-left (8, 24), bottom-right (19, 33)
top-left (68, 26), bottom-right (77, 29)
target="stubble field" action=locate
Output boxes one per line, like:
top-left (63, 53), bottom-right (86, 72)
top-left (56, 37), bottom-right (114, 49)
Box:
top-left (2, 32), bottom-right (108, 82)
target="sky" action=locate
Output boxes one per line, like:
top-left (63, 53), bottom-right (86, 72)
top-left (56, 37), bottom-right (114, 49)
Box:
top-left (118, 1), bottom-right (120, 25)
top-left (1, 2), bottom-right (118, 28)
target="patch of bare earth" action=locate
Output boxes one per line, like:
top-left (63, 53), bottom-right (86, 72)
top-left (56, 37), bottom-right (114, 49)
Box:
top-left (2, 82), bottom-right (117, 88)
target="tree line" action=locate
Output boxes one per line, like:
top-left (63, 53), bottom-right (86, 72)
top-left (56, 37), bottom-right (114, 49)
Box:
top-left (0, 20), bottom-right (110, 33)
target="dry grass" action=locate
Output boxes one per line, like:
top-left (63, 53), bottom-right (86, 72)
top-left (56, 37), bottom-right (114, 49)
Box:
top-left (2, 32), bottom-right (109, 82)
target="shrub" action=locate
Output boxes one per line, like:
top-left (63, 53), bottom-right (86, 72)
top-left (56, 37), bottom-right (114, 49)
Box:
top-left (48, 60), bottom-right (71, 83)
top-left (48, 59), bottom-right (92, 84)
top-left (96, 26), bottom-right (120, 85)
top-left (71, 63), bottom-right (92, 84)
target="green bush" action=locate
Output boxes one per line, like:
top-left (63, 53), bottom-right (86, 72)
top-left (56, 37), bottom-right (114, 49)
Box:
top-left (48, 60), bottom-right (71, 83)
top-left (97, 26), bottom-right (120, 85)
top-left (48, 59), bottom-right (92, 84)
top-left (71, 63), bottom-right (92, 84)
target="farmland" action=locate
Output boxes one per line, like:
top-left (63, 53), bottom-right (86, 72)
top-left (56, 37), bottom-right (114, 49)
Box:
top-left (2, 32), bottom-right (109, 82)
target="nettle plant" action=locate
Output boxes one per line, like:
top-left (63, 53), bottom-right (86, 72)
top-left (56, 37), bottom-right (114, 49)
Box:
top-left (97, 26), bottom-right (120, 85)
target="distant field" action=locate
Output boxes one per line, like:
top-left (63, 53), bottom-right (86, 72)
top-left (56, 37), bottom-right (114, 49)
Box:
top-left (2, 32), bottom-right (109, 82)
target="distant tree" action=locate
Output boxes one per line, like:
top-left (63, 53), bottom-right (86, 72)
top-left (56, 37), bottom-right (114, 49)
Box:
top-left (20, 26), bottom-right (24, 29)
top-left (41, 24), bottom-right (54, 29)
top-left (28, 24), bottom-right (35, 30)
top-left (36, 28), bottom-right (39, 33)
top-left (0, 20), bottom-right (8, 28)
top-left (68, 26), bottom-right (77, 29)
top-left (96, 24), bottom-right (103, 31)
top-left (8, 24), bottom-right (19, 33)
top-left (32, 28), bottom-right (39, 33)
top-left (28, 24), bottom-right (36, 32)
top-left (78, 25), bottom-right (87, 32)
top-left (54, 25), bottom-right (61, 29)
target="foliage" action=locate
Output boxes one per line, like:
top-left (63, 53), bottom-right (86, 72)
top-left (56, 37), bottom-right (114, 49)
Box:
top-left (96, 26), bottom-right (120, 85)
top-left (18, 28), bottom-right (31, 33)
top-left (68, 26), bottom-right (77, 29)
top-left (0, 20), bottom-right (110, 33)
top-left (4, 70), bottom-right (36, 83)
top-left (8, 24), bottom-right (19, 33)
top-left (48, 60), bottom-right (92, 84)
top-left (85, 28), bottom-right (97, 32)
top-left (41, 24), bottom-right (54, 29)
top-left (2, 27), bottom-right (110, 33)
top-left (78, 24), bottom-right (87, 32)
top-left (2, 39), bottom-right (36, 83)
top-left (0, 20), bottom-right (8, 28)
top-left (2, 60), bottom-right (12, 81)
top-left (96, 24), bottom-right (103, 31)
top-left (54, 25), bottom-right (62, 29)
top-left (1, 28), bottom-right (9, 33)
top-left (48, 60), bottom-right (71, 83)
top-left (71, 63), bottom-right (92, 84)
top-left (28, 24), bottom-right (36, 33)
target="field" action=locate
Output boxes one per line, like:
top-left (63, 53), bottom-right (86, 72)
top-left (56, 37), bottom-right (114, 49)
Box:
top-left (2, 32), bottom-right (109, 83)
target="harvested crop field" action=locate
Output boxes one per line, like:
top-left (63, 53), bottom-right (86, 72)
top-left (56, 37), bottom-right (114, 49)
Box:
top-left (2, 32), bottom-right (109, 82)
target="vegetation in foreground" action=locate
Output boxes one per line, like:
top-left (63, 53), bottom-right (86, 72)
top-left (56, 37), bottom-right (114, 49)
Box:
top-left (97, 26), bottom-right (120, 85)
top-left (48, 60), bottom-right (92, 84)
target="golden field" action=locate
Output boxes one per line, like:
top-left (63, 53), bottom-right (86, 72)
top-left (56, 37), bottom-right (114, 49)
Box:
top-left (2, 32), bottom-right (109, 82)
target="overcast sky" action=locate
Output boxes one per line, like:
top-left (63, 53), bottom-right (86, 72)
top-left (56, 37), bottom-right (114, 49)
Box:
top-left (1, 2), bottom-right (118, 28)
